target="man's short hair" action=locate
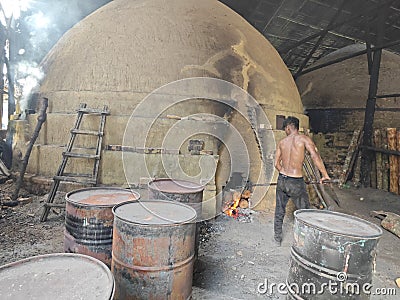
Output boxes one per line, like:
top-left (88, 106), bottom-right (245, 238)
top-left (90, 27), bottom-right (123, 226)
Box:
top-left (283, 116), bottom-right (299, 130)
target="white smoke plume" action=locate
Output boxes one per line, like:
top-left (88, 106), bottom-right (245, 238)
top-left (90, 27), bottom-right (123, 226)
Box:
top-left (1, 0), bottom-right (111, 119)
top-left (16, 60), bottom-right (43, 118)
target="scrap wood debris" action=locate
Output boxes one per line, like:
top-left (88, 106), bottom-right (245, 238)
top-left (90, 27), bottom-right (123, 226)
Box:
top-left (370, 210), bottom-right (400, 238)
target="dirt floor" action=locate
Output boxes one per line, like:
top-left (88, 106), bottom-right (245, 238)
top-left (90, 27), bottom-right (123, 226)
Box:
top-left (0, 180), bottom-right (399, 299)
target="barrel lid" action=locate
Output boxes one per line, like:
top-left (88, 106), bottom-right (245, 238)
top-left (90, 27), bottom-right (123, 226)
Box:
top-left (66, 187), bottom-right (140, 206)
top-left (294, 209), bottom-right (383, 238)
top-left (0, 253), bottom-right (114, 300)
top-left (148, 178), bottom-right (205, 194)
top-left (113, 200), bottom-right (197, 225)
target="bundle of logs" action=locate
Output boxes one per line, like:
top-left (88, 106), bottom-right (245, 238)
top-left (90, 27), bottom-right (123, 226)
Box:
top-left (371, 128), bottom-right (400, 194)
top-left (340, 128), bottom-right (400, 194)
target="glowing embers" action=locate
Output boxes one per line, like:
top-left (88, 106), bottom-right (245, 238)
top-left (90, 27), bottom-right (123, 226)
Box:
top-left (223, 190), bottom-right (253, 222)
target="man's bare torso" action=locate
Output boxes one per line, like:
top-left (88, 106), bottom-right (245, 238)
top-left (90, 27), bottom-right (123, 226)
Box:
top-left (278, 134), bottom-right (307, 178)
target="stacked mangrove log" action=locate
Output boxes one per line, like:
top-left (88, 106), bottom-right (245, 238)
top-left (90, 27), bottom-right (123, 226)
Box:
top-left (370, 128), bottom-right (400, 194)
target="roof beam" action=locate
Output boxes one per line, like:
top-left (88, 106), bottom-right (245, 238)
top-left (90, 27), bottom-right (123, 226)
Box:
top-left (281, 0), bottom-right (394, 53)
top-left (296, 39), bottom-right (400, 76)
top-left (265, 33), bottom-right (339, 50)
top-left (293, 0), bottom-right (346, 78)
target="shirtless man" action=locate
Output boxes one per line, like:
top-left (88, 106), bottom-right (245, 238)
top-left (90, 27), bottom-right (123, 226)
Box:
top-left (274, 116), bottom-right (330, 246)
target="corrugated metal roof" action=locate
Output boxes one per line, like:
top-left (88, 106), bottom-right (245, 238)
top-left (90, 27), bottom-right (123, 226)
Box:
top-left (220, 0), bottom-right (400, 75)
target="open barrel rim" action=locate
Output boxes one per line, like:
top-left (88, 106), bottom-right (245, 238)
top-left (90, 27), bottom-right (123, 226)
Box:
top-left (148, 178), bottom-right (205, 194)
top-left (0, 253), bottom-right (115, 299)
top-left (65, 187), bottom-right (140, 207)
top-left (112, 199), bottom-right (197, 227)
top-left (294, 209), bottom-right (383, 239)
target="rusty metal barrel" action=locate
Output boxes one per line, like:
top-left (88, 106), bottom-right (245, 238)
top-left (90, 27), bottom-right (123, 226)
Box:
top-left (111, 200), bottom-right (197, 300)
top-left (64, 187), bottom-right (140, 267)
top-left (148, 178), bottom-right (204, 219)
top-left (0, 253), bottom-right (114, 299)
top-left (287, 209), bottom-right (383, 299)
top-left (148, 178), bottom-right (204, 264)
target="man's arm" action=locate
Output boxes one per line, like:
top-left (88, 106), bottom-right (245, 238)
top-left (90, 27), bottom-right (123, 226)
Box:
top-left (274, 142), bottom-right (282, 173)
top-left (304, 136), bottom-right (330, 183)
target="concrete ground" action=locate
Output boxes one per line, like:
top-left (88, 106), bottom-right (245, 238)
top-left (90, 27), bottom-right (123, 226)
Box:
top-left (0, 181), bottom-right (399, 299)
top-left (193, 186), bottom-right (400, 299)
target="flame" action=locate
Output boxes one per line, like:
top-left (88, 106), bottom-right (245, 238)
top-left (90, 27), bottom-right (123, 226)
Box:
top-left (225, 192), bottom-right (241, 218)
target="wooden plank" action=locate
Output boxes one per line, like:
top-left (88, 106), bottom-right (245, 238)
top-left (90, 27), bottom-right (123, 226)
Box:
top-left (339, 129), bottom-right (361, 185)
top-left (352, 150), bottom-right (362, 187)
top-left (387, 128), bottom-right (399, 194)
top-left (0, 159), bottom-right (10, 177)
top-left (371, 157), bottom-right (377, 189)
top-left (78, 107), bottom-right (110, 115)
top-left (106, 145), bottom-right (180, 155)
top-left (71, 129), bottom-right (102, 136)
top-left (374, 129), bottom-right (383, 190)
top-left (303, 155), bottom-right (327, 208)
top-left (63, 152), bottom-right (100, 159)
top-left (397, 131), bottom-right (400, 194)
top-left (382, 129), bottom-right (389, 191)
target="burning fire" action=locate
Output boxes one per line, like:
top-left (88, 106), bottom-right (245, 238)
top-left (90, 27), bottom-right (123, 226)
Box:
top-left (224, 190), bottom-right (251, 218)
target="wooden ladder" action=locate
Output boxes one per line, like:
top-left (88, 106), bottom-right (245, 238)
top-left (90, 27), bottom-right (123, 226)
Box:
top-left (40, 103), bottom-right (110, 222)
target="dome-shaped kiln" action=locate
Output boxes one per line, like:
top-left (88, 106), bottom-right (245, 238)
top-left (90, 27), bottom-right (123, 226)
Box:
top-left (25, 0), bottom-right (307, 213)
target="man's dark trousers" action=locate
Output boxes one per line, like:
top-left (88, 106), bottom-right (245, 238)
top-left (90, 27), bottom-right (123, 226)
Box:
top-left (274, 173), bottom-right (310, 242)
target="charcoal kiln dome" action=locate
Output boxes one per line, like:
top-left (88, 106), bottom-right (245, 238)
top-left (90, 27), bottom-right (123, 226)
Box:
top-left (26, 0), bottom-right (308, 213)
top-left (39, 0), bottom-right (304, 113)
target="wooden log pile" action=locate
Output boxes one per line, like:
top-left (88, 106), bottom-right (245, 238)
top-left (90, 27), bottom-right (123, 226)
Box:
top-left (348, 128), bottom-right (400, 194)
top-left (370, 128), bottom-right (399, 194)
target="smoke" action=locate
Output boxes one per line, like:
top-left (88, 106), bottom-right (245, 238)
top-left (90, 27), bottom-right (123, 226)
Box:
top-left (4, 0), bottom-right (111, 118)
top-left (0, 0), bottom-right (31, 21)
top-left (16, 60), bottom-right (43, 117)
top-left (19, 0), bottom-right (111, 64)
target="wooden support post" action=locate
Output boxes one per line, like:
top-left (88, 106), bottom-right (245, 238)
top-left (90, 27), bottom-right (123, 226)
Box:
top-left (339, 130), bottom-right (361, 185)
top-left (0, 24), bottom-right (4, 124)
top-left (387, 128), bottom-right (398, 194)
top-left (382, 130), bottom-right (389, 191)
top-left (371, 154), bottom-right (377, 189)
top-left (12, 98), bottom-right (48, 201)
top-left (374, 129), bottom-right (383, 190)
top-left (360, 4), bottom-right (387, 187)
top-left (353, 151), bottom-right (362, 187)
top-left (397, 131), bottom-right (400, 194)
